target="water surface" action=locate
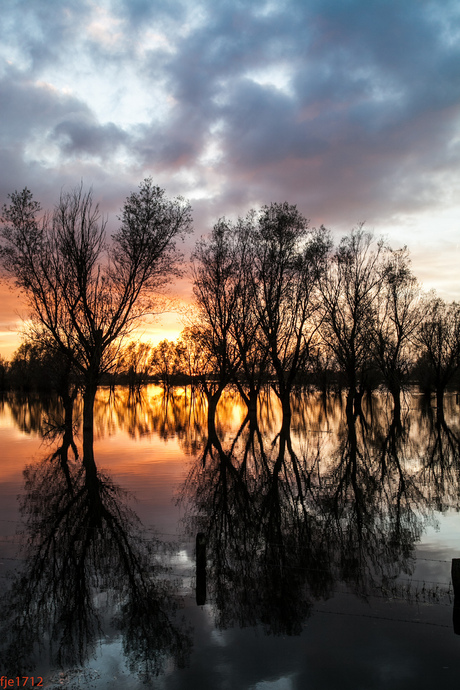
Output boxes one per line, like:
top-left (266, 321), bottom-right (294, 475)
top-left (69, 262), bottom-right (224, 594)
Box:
top-left (0, 386), bottom-right (460, 689)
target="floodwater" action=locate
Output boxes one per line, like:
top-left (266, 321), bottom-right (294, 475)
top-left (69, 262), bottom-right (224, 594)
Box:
top-left (1, 385), bottom-right (460, 689)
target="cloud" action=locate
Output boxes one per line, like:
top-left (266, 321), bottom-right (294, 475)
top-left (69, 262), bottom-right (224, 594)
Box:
top-left (1, 0), bottom-right (460, 340)
top-left (52, 117), bottom-right (128, 158)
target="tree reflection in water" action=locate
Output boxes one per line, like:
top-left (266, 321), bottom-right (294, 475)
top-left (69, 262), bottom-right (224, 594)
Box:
top-left (1, 385), bottom-right (460, 679)
top-left (181, 398), bottom-right (330, 634)
top-left (0, 411), bottom-right (191, 680)
top-left (180, 388), bottom-right (459, 635)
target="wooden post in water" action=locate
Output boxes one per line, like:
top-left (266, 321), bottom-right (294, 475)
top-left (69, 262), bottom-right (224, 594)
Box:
top-left (196, 532), bottom-right (207, 606)
top-left (452, 559), bottom-right (460, 634)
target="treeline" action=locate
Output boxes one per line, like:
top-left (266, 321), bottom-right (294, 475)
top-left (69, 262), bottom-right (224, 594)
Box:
top-left (188, 203), bottom-right (460, 421)
top-left (1, 200), bottom-right (460, 423)
top-left (0, 336), bottom-right (191, 391)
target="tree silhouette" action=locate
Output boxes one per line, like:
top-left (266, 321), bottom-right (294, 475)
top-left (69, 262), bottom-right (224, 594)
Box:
top-left (319, 227), bottom-right (387, 414)
top-left (191, 218), bottom-right (242, 414)
top-left (415, 295), bottom-right (460, 416)
top-left (371, 247), bottom-right (422, 423)
top-left (0, 180), bottom-right (192, 432)
top-left (250, 203), bottom-right (329, 421)
top-left (227, 212), bottom-right (269, 416)
top-left (117, 340), bottom-right (154, 391)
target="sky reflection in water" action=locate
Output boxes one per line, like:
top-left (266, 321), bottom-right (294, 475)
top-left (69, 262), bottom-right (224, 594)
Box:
top-left (0, 386), bottom-right (460, 688)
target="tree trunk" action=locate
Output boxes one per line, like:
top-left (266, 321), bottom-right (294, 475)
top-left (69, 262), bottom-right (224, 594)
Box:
top-left (436, 385), bottom-right (445, 417)
top-left (61, 390), bottom-right (75, 430)
top-left (280, 393), bottom-right (292, 431)
top-left (246, 390), bottom-right (258, 426)
top-left (83, 378), bottom-right (97, 442)
top-left (82, 376), bottom-right (100, 504)
top-left (390, 385), bottom-right (402, 427)
top-left (354, 388), bottom-right (364, 416)
top-left (346, 367), bottom-right (357, 417)
top-left (206, 389), bottom-right (223, 442)
top-left (346, 388), bottom-right (355, 417)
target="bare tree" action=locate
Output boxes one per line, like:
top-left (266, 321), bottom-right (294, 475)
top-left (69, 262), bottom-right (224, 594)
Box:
top-left (371, 247), bottom-right (422, 421)
top-left (319, 226), bottom-right (388, 416)
top-left (0, 180), bottom-right (192, 433)
top-left (251, 202), bottom-right (329, 421)
top-left (415, 295), bottom-right (460, 415)
top-left (191, 218), bottom-right (241, 415)
top-left (228, 212), bottom-right (270, 417)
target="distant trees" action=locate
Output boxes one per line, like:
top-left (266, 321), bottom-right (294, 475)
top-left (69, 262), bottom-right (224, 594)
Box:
top-left (0, 180), bottom-right (192, 431)
top-left (150, 339), bottom-right (182, 387)
top-left (117, 341), bottom-right (154, 391)
top-left (0, 356), bottom-right (7, 390)
top-left (8, 332), bottom-right (79, 411)
top-left (175, 326), bottom-right (208, 382)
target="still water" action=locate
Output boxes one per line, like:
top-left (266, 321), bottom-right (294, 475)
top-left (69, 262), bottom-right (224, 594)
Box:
top-left (1, 386), bottom-right (460, 689)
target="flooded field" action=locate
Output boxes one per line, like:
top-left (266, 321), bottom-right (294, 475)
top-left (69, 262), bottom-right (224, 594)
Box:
top-left (1, 386), bottom-right (460, 689)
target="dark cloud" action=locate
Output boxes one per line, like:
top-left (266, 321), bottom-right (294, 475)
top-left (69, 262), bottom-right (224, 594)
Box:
top-left (182, 0), bottom-right (460, 225)
top-left (52, 118), bottom-right (128, 158)
top-left (115, 0), bottom-right (189, 28)
top-left (1, 0), bottom-right (460, 250)
top-left (221, 79), bottom-right (328, 168)
top-left (0, 65), bottom-right (134, 210)
top-left (134, 108), bottom-right (211, 171)
top-left (0, 65), bottom-right (90, 144)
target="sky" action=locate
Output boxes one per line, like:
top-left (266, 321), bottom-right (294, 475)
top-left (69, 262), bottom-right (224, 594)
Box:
top-left (1, 0), bottom-right (460, 357)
